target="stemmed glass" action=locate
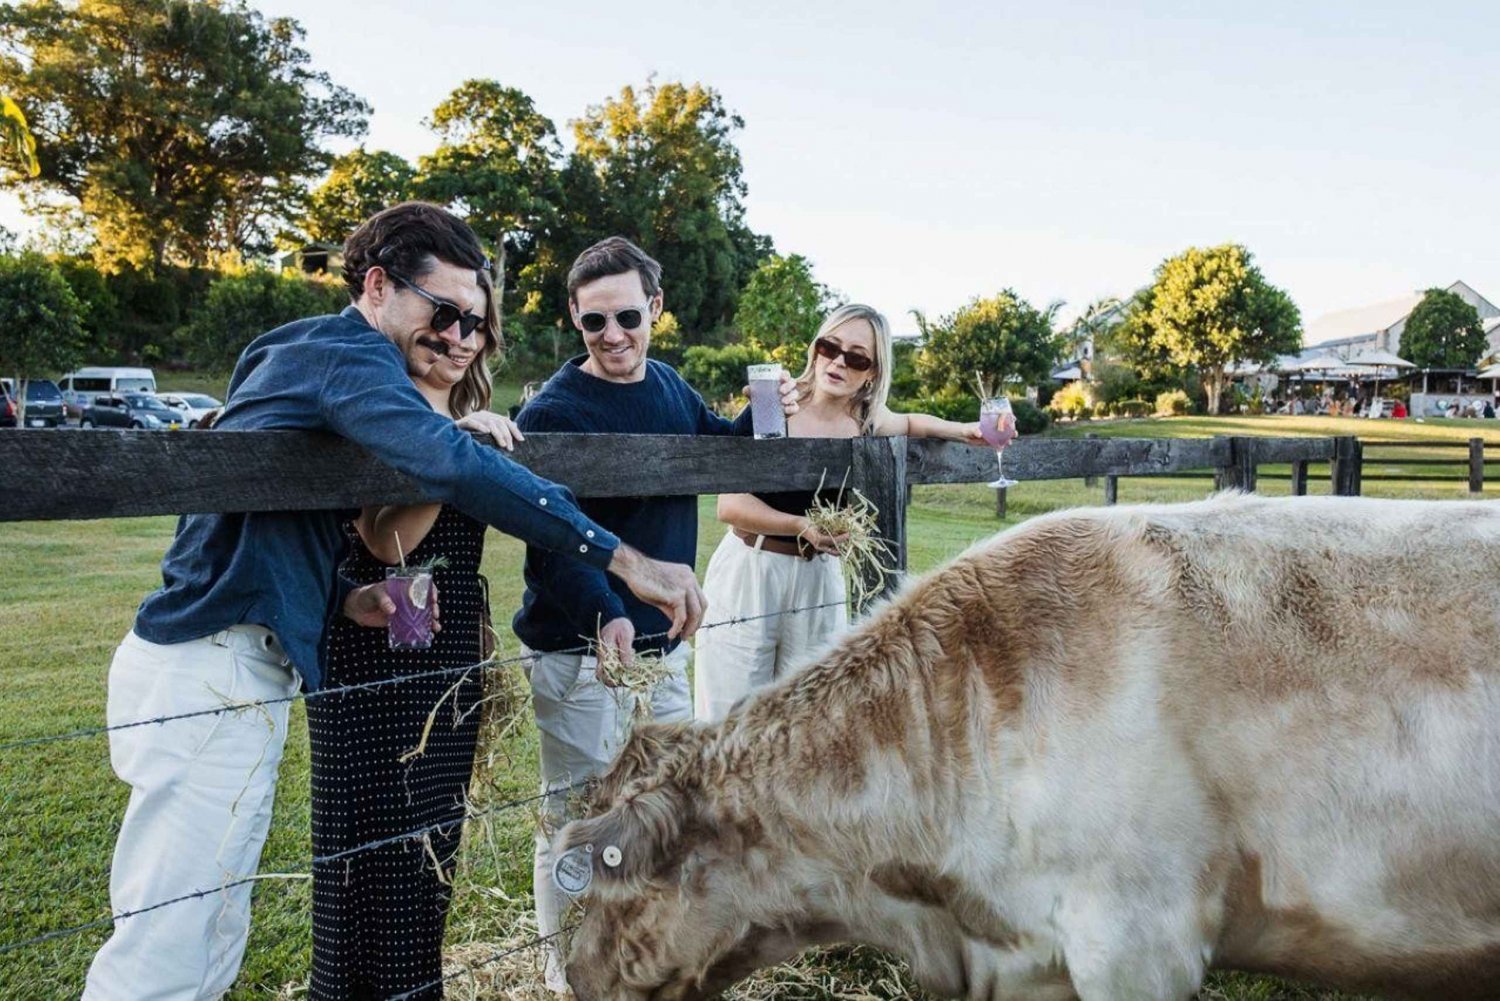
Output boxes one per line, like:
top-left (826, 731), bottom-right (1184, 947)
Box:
top-left (979, 397), bottom-right (1018, 488)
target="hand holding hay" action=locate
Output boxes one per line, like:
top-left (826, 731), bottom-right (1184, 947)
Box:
top-left (803, 471), bottom-right (895, 609)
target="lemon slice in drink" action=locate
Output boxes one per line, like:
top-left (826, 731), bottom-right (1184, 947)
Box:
top-left (407, 575), bottom-right (432, 609)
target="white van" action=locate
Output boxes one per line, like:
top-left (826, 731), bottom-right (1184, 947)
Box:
top-left (59, 367), bottom-right (157, 418)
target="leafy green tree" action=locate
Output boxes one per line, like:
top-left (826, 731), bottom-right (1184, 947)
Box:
top-left (0, 0), bottom-right (369, 269)
top-left (569, 80), bottom-right (770, 336)
top-left (301, 148), bottom-right (415, 246)
top-left (735, 254), bottom-right (834, 361)
top-left (180, 268), bottom-right (346, 372)
top-left (1129, 244), bottom-right (1301, 415)
top-left (1400, 288), bottom-right (1486, 370)
top-left (1, 94), bottom-right (37, 176)
top-left (0, 251), bottom-right (87, 422)
top-left (912, 291), bottom-right (1064, 396)
top-left (681, 343), bottom-right (768, 408)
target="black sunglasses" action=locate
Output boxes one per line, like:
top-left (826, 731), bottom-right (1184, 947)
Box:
top-left (387, 270), bottom-right (485, 339)
top-left (577, 303), bottom-right (651, 334)
top-left (813, 336), bottom-right (875, 372)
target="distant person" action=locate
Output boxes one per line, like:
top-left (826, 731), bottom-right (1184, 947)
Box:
top-left (83, 203), bottom-right (706, 1001)
top-left (1486, 400), bottom-right (1496, 419)
top-left (1392, 399), bottom-right (1408, 419)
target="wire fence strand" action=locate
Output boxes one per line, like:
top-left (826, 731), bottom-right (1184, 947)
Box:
top-left (384, 926), bottom-right (578, 1001)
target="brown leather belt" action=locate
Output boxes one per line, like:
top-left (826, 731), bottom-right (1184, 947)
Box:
top-left (733, 527), bottom-right (815, 560)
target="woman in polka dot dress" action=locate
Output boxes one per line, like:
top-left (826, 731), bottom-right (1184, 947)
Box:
top-left (308, 270), bottom-right (522, 1000)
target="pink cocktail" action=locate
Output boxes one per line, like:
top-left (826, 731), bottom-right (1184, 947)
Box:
top-left (386, 567), bottom-right (434, 650)
top-left (980, 397), bottom-right (1018, 488)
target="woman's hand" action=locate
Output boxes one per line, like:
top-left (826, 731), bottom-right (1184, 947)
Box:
top-left (957, 421), bottom-right (989, 446)
top-left (343, 581), bottom-right (441, 632)
top-left (456, 410), bottom-right (525, 451)
top-left (796, 518), bottom-right (848, 556)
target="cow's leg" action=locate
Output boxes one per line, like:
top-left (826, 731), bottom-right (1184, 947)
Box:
top-left (1057, 896), bottom-right (1206, 1001)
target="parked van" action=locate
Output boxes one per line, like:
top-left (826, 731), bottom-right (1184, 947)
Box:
top-left (59, 367), bottom-right (157, 418)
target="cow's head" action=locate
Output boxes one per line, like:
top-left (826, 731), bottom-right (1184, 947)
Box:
top-left (555, 723), bottom-right (838, 1001)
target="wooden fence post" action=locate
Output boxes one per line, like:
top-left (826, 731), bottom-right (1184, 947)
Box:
top-left (1104, 475), bottom-right (1118, 505)
top-left (1470, 437), bottom-right (1484, 494)
top-left (995, 486), bottom-right (1007, 519)
top-left (1331, 436), bottom-right (1363, 496)
top-left (1291, 460), bottom-right (1308, 496)
top-left (1084, 432), bottom-right (1099, 488)
top-left (1214, 437), bottom-right (1257, 492)
top-left (851, 434), bottom-right (908, 607)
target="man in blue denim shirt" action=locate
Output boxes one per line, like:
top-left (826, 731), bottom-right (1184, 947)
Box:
top-left (84, 204), bottom-right (705, 1001)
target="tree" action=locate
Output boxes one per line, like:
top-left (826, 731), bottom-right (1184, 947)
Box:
top-left (1, 94), bottom-right (37, 176)
top-left (0, 251), bottom-right (87, 423)
top-left (734, 254), bottom-right (834, 361)
top-left (1401, 288), bottom-right (1485, 370)
top-left (300, 148), bottom-right (415, 246)
top-left (568, 79), bottom-right (770, 336)
top-left (180, 267), bottom-right (346, 372)
top-left (0, 0), bottom-right (369, 269)
top-left (913, 291), bottom-right (1064, 396)
top-left (1130, 244), bottom-right (1301, 415)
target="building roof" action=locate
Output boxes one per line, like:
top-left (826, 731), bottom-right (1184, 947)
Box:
top-left (1303, 293), bottom-right (1424, 347)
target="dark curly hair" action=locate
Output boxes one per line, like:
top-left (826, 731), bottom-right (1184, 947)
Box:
top-left (342, 201), bottom-right (489, 300)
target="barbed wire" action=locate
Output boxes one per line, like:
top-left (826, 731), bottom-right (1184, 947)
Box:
top-left (0, 599), bottom-right (849, 961)
top-left (0, 601), bottom-right (847, 753)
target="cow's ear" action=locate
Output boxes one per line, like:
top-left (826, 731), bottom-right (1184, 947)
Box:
top-left (560, 785), bottom-right (687, 883)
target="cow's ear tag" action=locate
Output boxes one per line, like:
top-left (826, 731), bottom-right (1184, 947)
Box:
top-left (602, 845), bottom-right (623, 868)
top-left (553, 845), bottom-right (594, 897)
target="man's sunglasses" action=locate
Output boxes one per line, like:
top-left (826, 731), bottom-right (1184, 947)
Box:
top-left (577, 304), bottom-right (652, 334)
top-left (813, 337), bottom-right (875, 372)
top-left (387, 270), bottom-right (485, 339)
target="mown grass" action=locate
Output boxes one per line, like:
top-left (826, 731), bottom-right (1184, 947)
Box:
top-left (6, 416), bottom-right (1486, 998)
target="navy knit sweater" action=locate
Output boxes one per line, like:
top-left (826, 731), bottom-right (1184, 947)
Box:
top-left (512, 356), bottom-right (751, 654)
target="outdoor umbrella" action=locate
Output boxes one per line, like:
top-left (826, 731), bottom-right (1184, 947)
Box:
top-left (1344, 349), bottom-right (1415, 399)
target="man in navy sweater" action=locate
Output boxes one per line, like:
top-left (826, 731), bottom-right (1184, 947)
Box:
top-left (84, 207), bottom-right (705, 1001)
top-left (514, 236), bottom-right (795, 990)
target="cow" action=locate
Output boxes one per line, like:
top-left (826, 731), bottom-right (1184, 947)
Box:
top-left (554, 494), bottom-right (1500, 1001)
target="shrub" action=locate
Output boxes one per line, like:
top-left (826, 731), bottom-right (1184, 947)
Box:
top-left (180, 268), bottom-right (347, 372)
top-left (1155, 388), bottom-right (1191, 416)
top-left (1010, 398), bottom-right (1050, 434)
top-left (680, 343), bottom-right (770, 407)
top-left (1117, 398), bottom-right (1151, 418)
top-left (1094, 400), bottom-right (1115, 418)
top-left (889, 390), bottom-right (976, 424)
top-left (1048, 380), bottom-right (1092, 420)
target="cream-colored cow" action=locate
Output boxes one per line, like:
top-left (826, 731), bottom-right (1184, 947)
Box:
top-left (557, 495), bottom-right (1500, 1000)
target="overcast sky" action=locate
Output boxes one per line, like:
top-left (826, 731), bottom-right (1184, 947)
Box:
top-left (9, 0), bottom-right (1498, 337)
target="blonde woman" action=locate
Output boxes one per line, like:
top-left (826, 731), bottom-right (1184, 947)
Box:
top-left (308, 271), bottom-right (521, 1001)
top-left (693, 303), bottom-right (989, 721)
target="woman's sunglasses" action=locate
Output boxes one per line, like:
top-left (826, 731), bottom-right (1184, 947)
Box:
top-left (813, 337), bottom-right (875, 372)
top-left (387, 270), bottom-right (485, 339)
top-left (578, 304), bottom-right (652, 334)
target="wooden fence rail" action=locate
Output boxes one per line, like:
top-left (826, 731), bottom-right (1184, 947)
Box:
top-left (0, 430), bottom-right (1359, 599)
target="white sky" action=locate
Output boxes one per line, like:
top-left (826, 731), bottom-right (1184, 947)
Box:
top-left (8, 0), bottom-right (1499, 337)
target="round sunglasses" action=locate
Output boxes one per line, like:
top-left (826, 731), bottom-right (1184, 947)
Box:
top-left (813, 336), bottom-right (875, 372)
top-left (577, 303), bottom-right (652, 334)
top-left (387, 270), bottom-right (486, 339)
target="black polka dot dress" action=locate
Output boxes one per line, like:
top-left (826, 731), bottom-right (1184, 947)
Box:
top-left (309, 506), bottom-right (488, 1000)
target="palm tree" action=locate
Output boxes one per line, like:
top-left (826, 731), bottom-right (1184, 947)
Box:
top-left (1, 96), bottom-right (39, 177)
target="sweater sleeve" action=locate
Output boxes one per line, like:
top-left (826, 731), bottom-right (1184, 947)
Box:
top-left (515, 400), bottom-right (630, 630)
top-left (317, 347), bottom-right (619, 569)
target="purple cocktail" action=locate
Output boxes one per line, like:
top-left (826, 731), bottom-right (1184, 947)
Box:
top-left (747, 364), bottom-right (786, 440)
top-left (386, 567), bottom-right (434, 650)
top-left (980, 397), bottom-right (1018, 488)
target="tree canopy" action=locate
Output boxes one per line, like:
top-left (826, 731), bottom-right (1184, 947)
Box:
top-left (1400, 288), bottom-right (1486, 370)
top-left (301, 148), bottom-right (415, 246)
top-left (913, 291), bottom-right (1063, 396)
top-left (1126, 244), bottom-right (1300, 414)
top-left (734, 254), bottom-right (834, 361)
top-left (0, 252), bottom-right (88, 412)
top-left (0, 0), bottom-right (369, 269)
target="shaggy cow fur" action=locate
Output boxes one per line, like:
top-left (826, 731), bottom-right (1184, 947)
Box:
top-left (558, 495), bottom-right (1500, 1001)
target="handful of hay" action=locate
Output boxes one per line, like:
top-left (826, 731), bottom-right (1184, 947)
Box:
top-left (593, 634), bottom-right (676, 722)
top-left (804, 474), bottom-right (894, 609)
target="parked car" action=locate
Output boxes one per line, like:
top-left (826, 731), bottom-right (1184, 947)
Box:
top-left (80, 392), bottom-right (184, 430)
top-left (58, 366), bottom-right (157, 418)
top-left (155, 392), bottom-right (223, 428)
top-left (1, 379), bottom-right (66, 428)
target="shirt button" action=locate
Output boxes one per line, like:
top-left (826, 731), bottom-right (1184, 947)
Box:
top-left (579, 544), bottom-right (589, 553)
top-left (538, 497), bottom-right (548, 506)
top-left (586, 530), bottom-right (596, 538)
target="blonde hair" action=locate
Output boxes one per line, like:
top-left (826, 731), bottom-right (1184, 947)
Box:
top-left (792, 303), bottom-right (893, 434)
top-left (447, 269), bottom-right (503, 418)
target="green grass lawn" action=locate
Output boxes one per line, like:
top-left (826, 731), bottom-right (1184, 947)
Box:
top-left (7, 415), bottom-right (1486, 998)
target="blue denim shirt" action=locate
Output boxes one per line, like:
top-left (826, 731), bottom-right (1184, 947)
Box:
top-left (133, 307), bottom-right (619, 689)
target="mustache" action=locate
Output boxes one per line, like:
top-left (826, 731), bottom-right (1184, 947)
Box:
top-left (416, 336), bottom-right (450, 357)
